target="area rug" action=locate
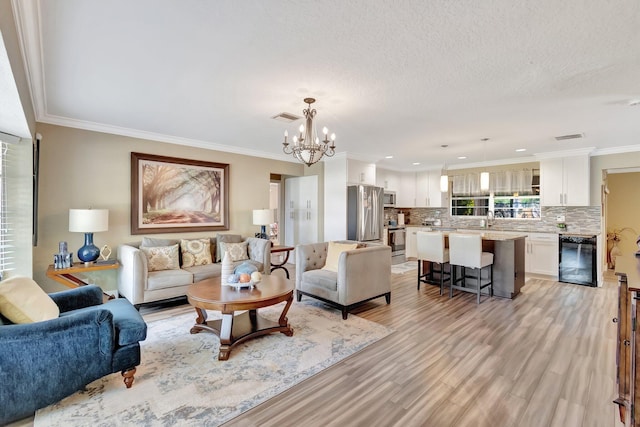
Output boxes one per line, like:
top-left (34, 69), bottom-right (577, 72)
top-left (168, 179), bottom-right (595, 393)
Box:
top-left (391, 260), bottom-right (418, 275)
top-left (34, 300), bottom-right (392, 427)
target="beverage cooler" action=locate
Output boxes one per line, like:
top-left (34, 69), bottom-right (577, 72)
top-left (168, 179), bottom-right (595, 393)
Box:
top-left (558, 234), bottom-right (597, 287)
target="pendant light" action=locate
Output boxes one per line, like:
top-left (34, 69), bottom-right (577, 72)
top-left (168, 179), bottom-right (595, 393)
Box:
top-left (440, 162), bottom-right (449, 193)
top-left (480, 138), bottom-right (490, 192)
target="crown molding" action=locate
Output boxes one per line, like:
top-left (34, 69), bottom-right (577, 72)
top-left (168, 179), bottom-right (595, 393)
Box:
top-left (591, 144), bottom-right (640, 157)
top-left (533, 147), bottom-right (596, 159)
top-left (38, 113), bottom-right (297, 163)
top-left (11, 0), bottom-right (46, 120)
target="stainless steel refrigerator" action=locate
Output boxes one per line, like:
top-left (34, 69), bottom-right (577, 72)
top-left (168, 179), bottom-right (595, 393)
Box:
top-left (347, 185), bottom-right (384, 242)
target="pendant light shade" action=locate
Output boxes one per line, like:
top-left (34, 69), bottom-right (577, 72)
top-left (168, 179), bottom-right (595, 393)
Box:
top-left (480, 171), bottom-right (490, 192)
top-left (440, 174), bottom-right (449, 193)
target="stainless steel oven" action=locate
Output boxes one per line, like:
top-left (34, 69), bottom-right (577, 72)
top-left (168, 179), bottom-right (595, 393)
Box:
top-left (388, 226), bottom-right (406, 262)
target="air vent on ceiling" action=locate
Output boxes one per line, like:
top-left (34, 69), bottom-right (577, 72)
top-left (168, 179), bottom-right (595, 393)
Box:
top-left (555, 133), bottom-right (584, 141)
top-left (271, 112), bottom-right (301, 123)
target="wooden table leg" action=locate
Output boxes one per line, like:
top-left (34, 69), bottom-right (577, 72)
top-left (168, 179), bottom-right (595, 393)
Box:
top-left (218, 312), bottom-right (234, 360)
top-left (279, 295), bottom-right (294, 336)
top-left (190, 307), bottom-right (208, 334)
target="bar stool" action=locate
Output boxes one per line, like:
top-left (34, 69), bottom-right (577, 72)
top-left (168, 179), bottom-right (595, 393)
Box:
top-left (448, 233), bottom-right (494, 304)
top-left (416, 231), bottom-right (450, 295)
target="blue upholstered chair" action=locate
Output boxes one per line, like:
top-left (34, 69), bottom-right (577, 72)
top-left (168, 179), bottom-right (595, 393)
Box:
top-left (0, 285), bottom-right (147, 425)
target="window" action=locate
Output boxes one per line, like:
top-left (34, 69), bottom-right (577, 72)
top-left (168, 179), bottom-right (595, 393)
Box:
top-left (450, 169), bottom-right (540, 218)
top-left (0, 141), bottom-right (13, 275)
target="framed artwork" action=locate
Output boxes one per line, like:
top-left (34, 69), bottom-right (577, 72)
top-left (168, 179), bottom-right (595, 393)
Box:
top-left (131, 152), bottom-right (229, 234)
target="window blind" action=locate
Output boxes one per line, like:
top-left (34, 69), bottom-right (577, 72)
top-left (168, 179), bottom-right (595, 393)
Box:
top-left (0, 141), bottom-right (15, 275)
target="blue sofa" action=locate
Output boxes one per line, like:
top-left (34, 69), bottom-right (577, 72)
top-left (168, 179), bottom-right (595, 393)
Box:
top-left (0, 285), bottom-right (147, 425)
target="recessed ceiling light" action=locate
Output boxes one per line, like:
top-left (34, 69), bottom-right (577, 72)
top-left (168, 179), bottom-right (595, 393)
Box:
top-left (440, 145), bottom-right (448, 148)
top-left (629, 100), bottom-right (640, 107)
top-left (457, 156), bottom-right (467, 160)
top-left (412, 162), bottom-right (420, 166)
top-left (515, 148), bottom-right (526, 152)
top-left (385, 155), bottom-right (393, 159)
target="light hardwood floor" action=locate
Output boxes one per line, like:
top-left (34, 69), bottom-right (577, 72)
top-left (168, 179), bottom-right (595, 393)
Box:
top-left (225, 267), bottom-right (624, 427)
top-left (10, 267), bottom-right (625, 427)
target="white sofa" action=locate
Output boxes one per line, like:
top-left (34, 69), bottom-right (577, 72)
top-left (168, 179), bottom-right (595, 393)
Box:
top-left (117, 235), bottom-right (271, 307)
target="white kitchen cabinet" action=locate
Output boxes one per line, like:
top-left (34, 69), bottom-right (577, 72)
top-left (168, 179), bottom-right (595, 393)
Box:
top-left (540, 155), bottom-right (590, 206)
top-left (347, 159), bottom-right (376, 185)
top-left (415, 170), bottom-right (443, 208)
top-left (376, 168), bottom-right (400, 192)
top-left (525, 233), bottom-right (559, 277)
top-left (284, 175), bottom-right (319, 248)
top-left (397, 172), bottom-right (417, 207)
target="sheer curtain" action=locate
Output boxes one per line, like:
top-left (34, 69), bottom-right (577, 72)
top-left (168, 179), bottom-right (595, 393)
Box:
top-left (452, 169), bottom-right (533, 196)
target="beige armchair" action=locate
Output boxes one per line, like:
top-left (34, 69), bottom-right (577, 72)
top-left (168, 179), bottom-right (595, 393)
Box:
top-left (295, 241), bottom-right (391, 319)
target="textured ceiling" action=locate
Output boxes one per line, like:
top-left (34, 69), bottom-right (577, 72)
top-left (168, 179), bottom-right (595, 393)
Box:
top-left (13, 0), bottom-right (640, 170)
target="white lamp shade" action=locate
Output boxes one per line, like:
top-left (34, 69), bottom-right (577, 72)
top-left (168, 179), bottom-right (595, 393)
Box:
top-left (440, 174), bottom-right (449, 193)
top-left (480, 171), bottom-right (490, 191)
top-left (69, 209), bottom-right (109, 233)
top-left (252, 209), bottom-right (274, 226)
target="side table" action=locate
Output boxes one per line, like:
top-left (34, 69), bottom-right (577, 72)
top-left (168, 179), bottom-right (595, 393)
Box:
top-left (46, 260), bottom-right (119, 299)
top-left (270, 245), bottom-right (294, 279)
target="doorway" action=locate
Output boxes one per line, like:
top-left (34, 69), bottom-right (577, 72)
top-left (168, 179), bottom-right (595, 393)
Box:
top-left (269, 176), bottom-right (281, 245)
top-left (603, 169), bottom-right (640, 269)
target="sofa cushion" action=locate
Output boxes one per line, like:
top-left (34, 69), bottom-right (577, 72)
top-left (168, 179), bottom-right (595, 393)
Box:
top-left (220, 241), bottom-right (249, 262)
top-left (322, 241), bottom-right (358, 272)
top-left (183, 263), bottom-right (222, 283)
top-left (146, 268), bottom-right (193, 291)
top-left (0, 276), bottom-right (59, 324)
top-left (216, 234), bottom-right (242, 262)
top-left (180, 238), bottom-right (213, 267)
top-left (140, 244), bottom-right (181, 272)
top-left (141, 237), bottom-right (180, 247)
top-left (302, 269), bottom-right (338, 292)
top-left (60, 298), bottom-right (147, 346)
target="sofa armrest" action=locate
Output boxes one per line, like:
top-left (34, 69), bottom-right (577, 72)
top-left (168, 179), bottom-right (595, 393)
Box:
top-left (295, 242), bottom-right (329, 287)
top-left (117, 244), bottom-right (148, 305)
top-left (0, 309), bottom-right (115, 425)
top-left (337, 245), bottom-right (391, 305)
top-left (245, 237), bottom-right (271, 274)
top-left (49, 285), bottom-right (103, 313)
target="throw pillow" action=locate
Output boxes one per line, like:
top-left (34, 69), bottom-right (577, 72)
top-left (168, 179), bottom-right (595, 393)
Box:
top-left (0, 276), bottom-right (59, 324)
top-left (180, 238), bottom-right (213, 267)
top-left (322, 241), bottom-right (358, 272)
top-left (220, 241), bottom-right (249, 262)
top-left (216, 234), bottom-right (243, 262)
top-left (140, 244), bottom-right (180, 272)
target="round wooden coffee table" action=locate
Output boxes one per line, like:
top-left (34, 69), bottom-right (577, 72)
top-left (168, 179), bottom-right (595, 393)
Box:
top-left (187, 274), bottom-right (294, 360)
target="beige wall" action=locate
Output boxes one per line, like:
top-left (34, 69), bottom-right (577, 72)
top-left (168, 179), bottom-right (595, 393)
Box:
top-left (35, 123), bottom-right (303, 292)
top-left (605, 172), bottom-right (640, 256)
top-left (591, 151), bottom-right (640, 206)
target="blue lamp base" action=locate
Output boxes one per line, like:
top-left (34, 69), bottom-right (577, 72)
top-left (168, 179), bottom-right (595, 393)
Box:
top-left (77, 232), bottom-right (100, 264)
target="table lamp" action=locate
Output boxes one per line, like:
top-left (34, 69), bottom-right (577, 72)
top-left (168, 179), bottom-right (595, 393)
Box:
top-left (252, 209), bottom-right (273, 240)
top-left (69, 208), bottom-right (109, 264)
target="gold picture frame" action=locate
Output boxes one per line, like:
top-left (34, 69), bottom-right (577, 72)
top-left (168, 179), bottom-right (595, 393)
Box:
top-left (131, 152), bottom-right (229, 234)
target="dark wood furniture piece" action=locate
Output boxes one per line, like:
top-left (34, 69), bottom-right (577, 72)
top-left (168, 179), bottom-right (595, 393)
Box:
top-left (270, 245), bottom-right (295, 278)
top-left (614, 255), bottom-right (640, 425)
top-left (46, 261), bottom-right (119, 299)
top-left (187, 275), bottom-right (294, 360)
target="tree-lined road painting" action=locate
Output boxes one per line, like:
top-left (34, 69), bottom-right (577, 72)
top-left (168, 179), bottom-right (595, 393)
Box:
top-left (141, 160), bottom-right (223, 226)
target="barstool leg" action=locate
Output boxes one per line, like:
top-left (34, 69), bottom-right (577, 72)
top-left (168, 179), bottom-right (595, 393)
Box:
top-left (450, 265), bottom-right (455, 298)
top-left (439, 263), bottom-right (444, 296)
top-left (477, 267), bottom-right (481, 304)
top-left (417, 261), bottom-right (422, 290)
top-left (490, 264), bottom-right (494, 297)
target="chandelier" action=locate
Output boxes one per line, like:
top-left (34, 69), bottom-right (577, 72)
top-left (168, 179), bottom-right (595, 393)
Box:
top-left (282, 98), bottom-right (336, 166)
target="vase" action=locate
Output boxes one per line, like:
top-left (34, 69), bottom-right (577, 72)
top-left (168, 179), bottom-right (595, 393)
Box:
top-left (221, 250), bottom-right (233, 285)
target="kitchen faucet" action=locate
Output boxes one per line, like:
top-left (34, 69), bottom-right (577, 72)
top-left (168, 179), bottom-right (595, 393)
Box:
top-left (486, 210), bottom-right (495, 227)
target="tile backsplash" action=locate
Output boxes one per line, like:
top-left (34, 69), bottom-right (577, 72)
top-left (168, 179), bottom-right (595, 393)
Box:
top-left (385, 206), bottom-right (601, 234)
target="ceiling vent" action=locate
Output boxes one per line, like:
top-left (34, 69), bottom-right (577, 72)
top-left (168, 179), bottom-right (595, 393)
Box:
top-left (271, 112), bottom-right (301, 123)
top-left (555, 133), bottom-right (584, 141)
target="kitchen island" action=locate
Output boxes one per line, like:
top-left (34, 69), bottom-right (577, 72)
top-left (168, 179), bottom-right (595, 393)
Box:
top-left (420, 231), bottom-right (527, 299)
